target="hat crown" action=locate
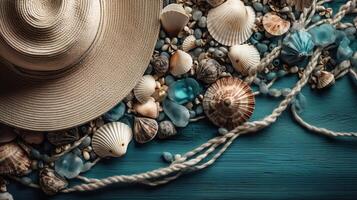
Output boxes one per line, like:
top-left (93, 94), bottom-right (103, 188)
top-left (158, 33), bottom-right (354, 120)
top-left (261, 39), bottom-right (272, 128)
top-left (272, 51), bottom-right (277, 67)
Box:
top-left (0, 0), bottom-right (101, 72)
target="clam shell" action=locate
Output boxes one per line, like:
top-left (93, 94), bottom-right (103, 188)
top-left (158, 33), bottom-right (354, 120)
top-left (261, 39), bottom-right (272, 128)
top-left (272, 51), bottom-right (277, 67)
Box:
top-left (92, 122), bottom-right (133, 158)
top-left (228, 44), bottom-right (260, 76)
top-left (39, 168), bottom-right (68, 195)
top-left (263, 12), bottom-right (291, 36)
top-left (182, 35), bottom-right (197, 52)
top-left (196, 59), bottom-right (224, 84)
top-left (133, 97), bottom-right (160, 119)
top-left (0, 142), bottom-right (31, 176)
top-left (207, 0), bottom-right (226, 7)
top-left (170, 50), bottom-right (193, 76)
top-left (160, 4), bottom-right (189, 36)
top-left (133, 117), bottom-right (158, 144)
top-left (207, 0), bottom-right (256, 46)
top-left (317, 71), bottom-right (335, 89)
top-left (203, 77), bottom-right (255, 130)
top-left (47, 129), bottom-right (79, 146)
top-left (134, 75), bottom-right (157, 103)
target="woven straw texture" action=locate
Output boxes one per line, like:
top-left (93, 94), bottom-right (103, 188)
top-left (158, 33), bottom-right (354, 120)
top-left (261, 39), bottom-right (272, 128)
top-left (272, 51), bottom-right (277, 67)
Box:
top-left (0, 0), bottom-right (162, 131)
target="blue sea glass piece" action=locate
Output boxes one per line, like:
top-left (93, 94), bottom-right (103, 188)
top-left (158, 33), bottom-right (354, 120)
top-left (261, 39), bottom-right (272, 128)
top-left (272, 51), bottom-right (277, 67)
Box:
top-left (168, 78), bottom-right (202, 104)
top-left (55, 153), bottom-right (84, 179)
top-left (163, 98), bottom-right (190, 127)
top-left (103, 102), bottom-right (126, 122)
top-left (308, 24), bottom-right (336, 47)
top-left (281, 30), bottom-right (314, 66)
top-left (337, 38), bottom-right (353, 63)
top-left (335, 30), bottom-right (348, 45)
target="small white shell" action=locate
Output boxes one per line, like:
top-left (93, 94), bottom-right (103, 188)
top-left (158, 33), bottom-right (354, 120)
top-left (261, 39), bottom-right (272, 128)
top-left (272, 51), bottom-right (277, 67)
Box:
top-left (170, 50), bottom-right (193, 76)
top-left (182, 35), bottom-right (197, 52)
top-left (207, 0), bottom-right (255, 46)
top-left (160, 4), bottom-right (189, 36)
top-left (207, 0), bottom-right (226, 7)
top-left (134, 75), bottom-right (156, 103)
top-left (92, 122), bottom-right (133, 158)
top-left (228, 44), bottom-right (260, 76)
top-left (133, 97), bottom-right (160, 119)
top-left (317, 71), bottom-right (335, 89)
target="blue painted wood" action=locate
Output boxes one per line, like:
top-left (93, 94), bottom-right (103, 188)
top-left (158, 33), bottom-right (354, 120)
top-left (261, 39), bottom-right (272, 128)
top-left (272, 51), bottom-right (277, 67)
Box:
top-left (8, 75), bottom-right (357, 200)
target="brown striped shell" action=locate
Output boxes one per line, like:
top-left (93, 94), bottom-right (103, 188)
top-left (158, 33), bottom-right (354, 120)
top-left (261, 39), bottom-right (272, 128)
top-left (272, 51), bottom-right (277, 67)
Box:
top-left (203, 77), bottom-right (255, 130)
top-left (134, 117), bottom-right (158, 144)
top-left (39, 168), bottom-right (68, 195)
top-left (263, 12), bottom-right (290, 36)
top-left (0, 142), bottom-right (31, 176)
top-left (316, 71), bottom-right (335, 89)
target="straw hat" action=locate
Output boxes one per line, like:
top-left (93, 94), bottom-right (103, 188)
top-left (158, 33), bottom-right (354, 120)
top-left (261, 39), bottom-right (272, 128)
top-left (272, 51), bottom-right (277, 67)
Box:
top-left (0, 0), bottom-right (162, 131)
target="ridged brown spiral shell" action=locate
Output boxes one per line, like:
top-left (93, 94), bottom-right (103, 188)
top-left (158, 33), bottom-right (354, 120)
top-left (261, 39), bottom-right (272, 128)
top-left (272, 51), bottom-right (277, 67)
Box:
top-left (203, 77), bottom-right (255, 130)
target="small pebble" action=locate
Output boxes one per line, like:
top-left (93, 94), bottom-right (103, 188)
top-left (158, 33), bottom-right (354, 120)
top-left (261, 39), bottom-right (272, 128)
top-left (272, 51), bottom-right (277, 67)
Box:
top-left (194, 28), bottom-right (203, 39)
top-left (162, 152), bottom-right (174, 163)
top-left (38, 161), bottom-right (44, 169)
top-left (213, 49), bottom-right (225, 58)
top-left (277, 70), bottom-right (287, 77)
top-left (256, 43), bottom-right (268, 54)
top-left (266, 72), bottom-right (277, 80)
top-left (21, 177), bottom-right (32, 185)
top-left (83, 151), bottom-right (90, 161)
top-left (155, 40), bottom-right (165, 50)
top-left (195, 105), bottom-right (204, 115)
top-left (268, 88), bottom-right (282, 98)
top-left (174, 154), bottom-right (182, 161)
top-left (165, 75), bottom-right (175, 85)
top-left (198, 16), bottom-right (207, 28)
top-left (282, 88), bottom-right (292, 97)
top-left (79, 136), bottom-right (91, 149)
top-left (192, 10), bottom-right (203, 21)
top-left (30, 149), bottom-right (41, 159)
top-left (189, 110), bottom-right (196, 118)
top-left (290, 66), bottom-right (299, 73)
top-left (218, 128), bottom-right (229, 135)
top-left (259, 82), bottom-right (269, 94)
top-left (253, 2), bottom-right (264, 12)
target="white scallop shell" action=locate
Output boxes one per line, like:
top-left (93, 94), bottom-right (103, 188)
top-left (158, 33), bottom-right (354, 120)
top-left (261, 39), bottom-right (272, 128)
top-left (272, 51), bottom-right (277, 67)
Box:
top-left (160, 4), bottom-right (189, 36)
top-left (134, 75), bottom-right (156, 103)
top-left (207, 0), bottom-right (226, 7)
top-left (170, 50), bottom-right (193, 76)
top-left (207, 0), bottom-right (256, 46)
top-left (92, 122), bottom-right (133, 158)
top-left (133, 97), bottom-right (160, 119)
top-left (228, 44), bottom-right (260, 76)
top-left (182, 35), bottom-right (197, 52)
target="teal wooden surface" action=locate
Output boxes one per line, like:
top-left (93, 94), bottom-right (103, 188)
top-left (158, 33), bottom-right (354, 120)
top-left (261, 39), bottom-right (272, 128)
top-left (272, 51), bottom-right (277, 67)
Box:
top-left (8, 75), bottom-right (357, 200)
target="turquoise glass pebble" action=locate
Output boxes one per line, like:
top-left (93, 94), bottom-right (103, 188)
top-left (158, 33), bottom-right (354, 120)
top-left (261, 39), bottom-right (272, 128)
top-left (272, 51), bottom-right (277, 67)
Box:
top-left (253, 32), bottom-right (263, 41)
top-left (337, 38), bottom-right (353, 63)
top-left (162, 152), bottom-right (174, 163)
top-left (256, 43), bottom-right (268, 54)
top-left (165, 75), bottom-right (175, 86)
top-left (218, 128), bottom-right (229, 135)
top-left (259, 82), bottom-right (269, 94)
top-left (253, 2), bottom-right (264, 12)
top-left (281, 30), bottom-right (314, 66)
top-left (308, 24), bottom-right (336, 47)
top-left (163, 98), bottom-right (190, 127)
top-left (55, 152), bottom-right (84, 179)
top-left (168, 78), bottom-right (202, 105)
top-left (266, 72), bottom-right (277, 80)
top-left (104, 102), bottom-right (126, 122)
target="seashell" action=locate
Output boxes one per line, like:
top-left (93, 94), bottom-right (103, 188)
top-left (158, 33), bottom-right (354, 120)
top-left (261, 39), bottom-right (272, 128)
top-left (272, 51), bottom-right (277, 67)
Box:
top-left (152, 55), bottom-right (169, 74)
top-left (0, 126), bottom-right (16, 144)
top-left (133, 97), bottom-right (160, 119)
top-left (228, 44), bottom-right (260, 76)
top-left (203, 77), bottom-right (255, 130)
top-left (263, 12), bottom-right (291, 36)
top-left (207, 0), bottom-right (256, 46)
top-left (92, 122), bottom-right (133, 158)
top-left (316, 71), bottom-right (335, 89)
top-left (133, 117), bottom-right (158, 144)
top-left (134, 75), bottom-right (157, 103)
top-left (0, 192), bottom-right (13, 200)
top-left (207, 0), bottom-right (226, 7)
top-left (182, 35), bottom-right (197, 52)
top-left (0, 142), bottom-right (31, 176)
top-left (39, 168), bottom-right (68, 195)
top-left (160, 4), bottom-right (189, 36)
top-left (158, 120), bottom-right (177, 139)
top-left (281, 30), bottom-right (314, 66)
top-left (287, 0), bottom-right (313, 11)
top-left (196, 59), bottom-right (224, 84)
top-left (47, 129), bottom-right (80, 146)
top-left (18, 131), bottom-right (44, 145)
top-left (170, 50), bottom-right (193, 76)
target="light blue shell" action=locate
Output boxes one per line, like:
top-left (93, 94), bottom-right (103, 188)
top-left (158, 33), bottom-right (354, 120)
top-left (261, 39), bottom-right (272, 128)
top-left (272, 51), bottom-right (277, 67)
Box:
top-left (281, 30), bottom-right (315, 66)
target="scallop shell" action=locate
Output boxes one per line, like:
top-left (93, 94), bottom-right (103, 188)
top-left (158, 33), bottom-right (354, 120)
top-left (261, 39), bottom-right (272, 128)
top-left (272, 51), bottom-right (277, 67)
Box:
top-left (133, 97), bottom-right (160, 119)
top-left (196, 59), bottom-right (224, 84)
top-left (0, 142), bottom-right (31, 176)
top-left (317, 71), bottom-right (335, 89)
top-left (134, 75), bottom-right (157, 103)
top-left (133, 117), bottom-right (158, 144)
top-left (160, 4), bottom-right (189, 36)
top-left (152, 55), bottom-right (169, 74)
top-left (39, 168), bottom-right (68, 195)
top-left (92, 122), bottom-right (133, 158)
top-left (170, 50), bottom-right (193, 76)
top-left (207, 0), bottom-right (226, 7)
top-left (182, 35), bottom-right (197, 52)
top-left (287, 0), bottom-right (313, 11)
top-left (263, 12), bottom-right (291, 36)
top-left (203, 77), bottom-right (255, 130)
top-left (207, 0), bottom-right (256, 46)
top-left (228, 44), bottom-right (260, 76)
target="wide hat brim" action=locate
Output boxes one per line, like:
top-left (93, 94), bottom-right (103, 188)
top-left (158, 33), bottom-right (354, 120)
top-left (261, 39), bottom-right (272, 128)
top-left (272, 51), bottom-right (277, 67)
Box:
top-left (0, 0), bottom-right (162, 131)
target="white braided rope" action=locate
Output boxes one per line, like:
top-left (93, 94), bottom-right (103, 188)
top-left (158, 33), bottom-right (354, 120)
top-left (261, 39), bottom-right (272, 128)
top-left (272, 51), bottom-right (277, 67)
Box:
top-left (59, 0), bottom-right (356, 194)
